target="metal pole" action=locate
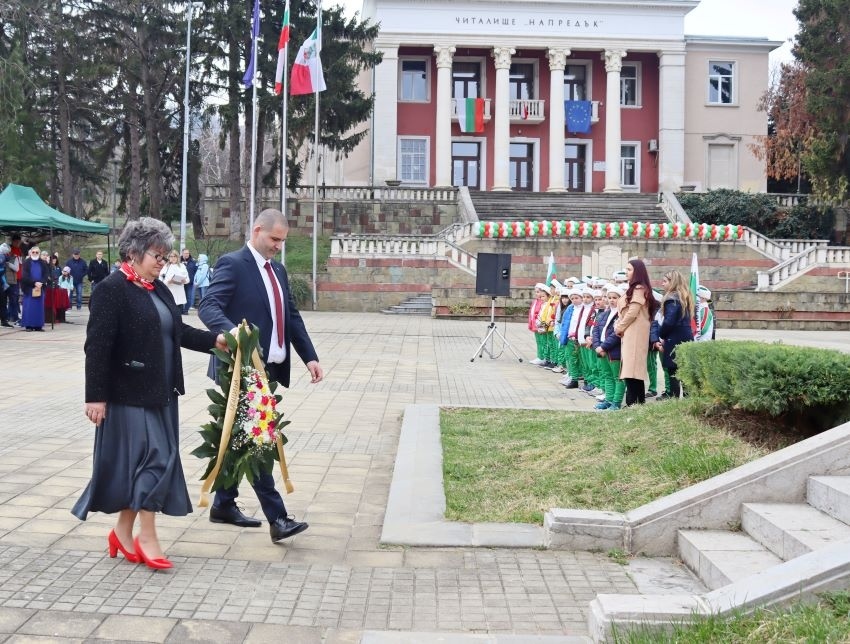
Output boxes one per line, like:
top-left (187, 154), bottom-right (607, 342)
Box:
top-left (281, 34), bottom-right (289, 266)
top-left (311, 6), bottom-right (321, 311)
top-left (179, 2), bottom-right (193, 252)
top-left (248, 5), bottom-right (259, 237)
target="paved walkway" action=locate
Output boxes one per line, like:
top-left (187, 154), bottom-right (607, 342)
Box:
top-left (0, 312), bottom-right (846, 643)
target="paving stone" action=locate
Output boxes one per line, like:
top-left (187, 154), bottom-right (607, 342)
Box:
top-left (91, 614), bottom-right (177, 641)
top-left (16, 610), bottom-right (102, 638)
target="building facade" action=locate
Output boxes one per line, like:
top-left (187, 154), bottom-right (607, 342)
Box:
top-left (335, 0), bottom-right (779, 194)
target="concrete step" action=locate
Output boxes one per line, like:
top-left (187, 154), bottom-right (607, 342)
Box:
top-left (741, 502), bottom-right (850, 560)
top-left (808, 476), bottom-right (850, 524)
top-left (678, 530), bottom-right (782, 590)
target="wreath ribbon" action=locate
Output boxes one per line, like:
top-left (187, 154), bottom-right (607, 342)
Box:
top-left (198, 320), bottom-right (294, 507)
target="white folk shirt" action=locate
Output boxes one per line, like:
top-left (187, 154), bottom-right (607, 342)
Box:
top-left (247, 242), bottom-right (287, 364)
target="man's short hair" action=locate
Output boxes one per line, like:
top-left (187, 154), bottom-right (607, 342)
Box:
top-left (255, 209), bottom-right (289, 230)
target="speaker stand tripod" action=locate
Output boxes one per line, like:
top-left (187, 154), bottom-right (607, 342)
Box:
top-left (470, 298), bottom-right (524, 363)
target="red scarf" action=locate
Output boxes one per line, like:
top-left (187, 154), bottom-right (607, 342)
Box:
top-left (120, 261), bottom-right (155, 291)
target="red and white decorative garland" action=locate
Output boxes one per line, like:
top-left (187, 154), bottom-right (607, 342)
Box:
top-left (475, 221), bottom-right (745, 241)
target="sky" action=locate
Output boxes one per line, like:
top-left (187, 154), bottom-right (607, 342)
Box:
top-left (337, 0), bottom-right (799, 67)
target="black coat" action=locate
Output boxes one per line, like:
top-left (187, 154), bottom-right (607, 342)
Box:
top-left (88, 258), bottom-right (110, 284)
top-left (21, 258), bottom-right (50, 291)
top-left (659, 293), bottom-right (694, 372)
top-left (85, 270), bottom-right (218, 406)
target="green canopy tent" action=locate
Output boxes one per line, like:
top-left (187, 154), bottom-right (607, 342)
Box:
top-left (0, 183), bottom-right (111, 328)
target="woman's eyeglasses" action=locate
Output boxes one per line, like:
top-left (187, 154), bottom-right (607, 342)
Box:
top-left (145, 251), bottom-right (167, 263)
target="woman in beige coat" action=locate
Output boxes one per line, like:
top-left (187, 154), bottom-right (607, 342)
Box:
top-left (614, 259), bottom-right (659, 405)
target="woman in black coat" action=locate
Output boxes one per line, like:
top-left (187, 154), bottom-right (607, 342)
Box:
top-left (72, 217), bottom-right (227, 570)
top-left (20, 245), bottom-right (49, 331)
top-left (656, 270), bottom-right (695, 398)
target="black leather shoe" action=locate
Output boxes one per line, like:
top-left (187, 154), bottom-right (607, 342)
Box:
top-left (209, 504), bottom-right (262, 527)
top-left (270, 516), bottom-right (308, 543)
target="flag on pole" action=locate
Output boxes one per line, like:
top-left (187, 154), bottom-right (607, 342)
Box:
top-left (290, 28), bottom-right (326, 95)
top-left (689, 252), bottom-right (700, 335)
top-left (242, 0), bottom-right (261, 88)
top-left (274, 0), bottom-right (291, 95)
top-left (545, 252), bottom-right (556, 286)
top-left (457, 98), bottom-right (485, 133)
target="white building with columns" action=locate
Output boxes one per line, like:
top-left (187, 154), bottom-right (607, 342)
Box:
top-left (332, 0), bottom-right (780, 194)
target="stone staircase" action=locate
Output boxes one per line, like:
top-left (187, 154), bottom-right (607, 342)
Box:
top-left (470, 192), bottom-right (666, 221)
top-left (678, 476), bottom-right (850, 591)
top-left (381, 294), bottom-right (432, 316)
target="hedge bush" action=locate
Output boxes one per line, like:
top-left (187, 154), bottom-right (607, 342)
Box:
top-left (675, 340), bottom-right (850, 433)
top-left (676, 189), bottom-right (833, 239)
top-left (288, 275), bottom-right (312, 308)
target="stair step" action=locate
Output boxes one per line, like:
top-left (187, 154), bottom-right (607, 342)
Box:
top-left (808, 476), bottom-right (850, 524)
top-left (741, 502), bottom-right (850, 560)
top-left (678, 530), bottom-right (782, 590)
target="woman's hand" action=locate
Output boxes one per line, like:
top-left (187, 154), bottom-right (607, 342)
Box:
top-left (596, 347), bottom-right (606, 356)
top-left (35, 281), bottom-right (43, 288)
top-left (85, 402), bottom-right (107, 426)
top-left (215, 334), bottom-right (229, 352)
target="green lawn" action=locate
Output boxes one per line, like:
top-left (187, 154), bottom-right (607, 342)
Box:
top-left (441, 399), bottom-right (775, 525)
top-left (617, 592), bottom-right (850, 643)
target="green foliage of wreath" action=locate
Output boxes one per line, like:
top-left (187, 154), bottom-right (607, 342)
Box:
top-left (190, 324), bottom-right (290, 492)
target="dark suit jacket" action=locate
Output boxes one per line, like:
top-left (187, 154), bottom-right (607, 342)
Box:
top-left (85, 270), bottom-right (218, 406)
top-left (198, 245), bottom-right (318, 387)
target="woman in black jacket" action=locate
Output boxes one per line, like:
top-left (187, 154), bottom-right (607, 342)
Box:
top-left (656, 270), bottom-right (695, 398)
top-left (72, 218), bottom-right (227, 570)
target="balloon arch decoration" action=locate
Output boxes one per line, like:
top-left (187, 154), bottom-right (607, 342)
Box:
top-left (475, 220), bottom-right (745, 241)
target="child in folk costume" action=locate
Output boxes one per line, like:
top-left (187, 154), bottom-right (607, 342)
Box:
top-left (542, 280), bottom-right (563, 368)
top-left (560, 288), bottom-right (585, 388)
top-left (589, 288), bottom-right (611, 404)
top-left (528, 283), bottom-right (550, 365)
top-left (577, 290), bottom-right (599, 392)
top-left (582, 289), bottom-right (606, 394)
top-left (646, 289), bottom-right (665, 398)
top-left (695, 285), bottom-right (715, 341)
top-left (551, 285), bottom-right (571, 374)
top-left (596, 285), bottom-right (627, 410)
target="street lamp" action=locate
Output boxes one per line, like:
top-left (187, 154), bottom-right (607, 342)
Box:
top-left (179, 1), bottom-right (195, 252)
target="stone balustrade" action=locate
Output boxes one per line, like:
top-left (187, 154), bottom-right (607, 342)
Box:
top-left (757, 245), bottom-right (850, 290)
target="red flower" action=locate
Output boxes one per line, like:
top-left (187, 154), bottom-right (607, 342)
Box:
top-left (252, 427), bottom-right (262, 436)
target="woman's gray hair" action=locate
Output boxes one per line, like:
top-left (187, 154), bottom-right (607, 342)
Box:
top-left (117, 217), bottom-right (174, 261)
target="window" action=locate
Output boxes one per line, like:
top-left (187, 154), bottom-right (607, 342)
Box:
top-left (400, 59), bottom-right (428, 102)
top-left (708, 61), bottom-right (734, 104)
top-left (452, 62), bottom-right (481, 99)
top-left (509, 63), bottom-right (534, 100)
top-left (564, 64), bottom-right (587, 100)
top-left (398, 138), bottom-right (428, 184)
top-left (564, 143), bottom-right (587, 192)
top-left (620, 63), bottom-right (639, 106)
top-left (452, 141), bottom-right (480, 189)
top-left (620, 144), bottom-right (638, 188)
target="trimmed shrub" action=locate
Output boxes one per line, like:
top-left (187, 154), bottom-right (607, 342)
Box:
top-left (288, 275), bottom-right (312, 308)
top-left (676, 340), bottom-right (850, 433)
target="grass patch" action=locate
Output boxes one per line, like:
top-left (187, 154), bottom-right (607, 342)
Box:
top-left (617, 591), bottom-right (850, 643)
top-left (441, 399), bottom-right (778, 525)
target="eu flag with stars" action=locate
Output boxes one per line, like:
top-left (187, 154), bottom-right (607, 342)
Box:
top-left (565, 100), bottom-right (592, 134)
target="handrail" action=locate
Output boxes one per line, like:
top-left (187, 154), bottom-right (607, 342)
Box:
top-left (659, 191), bottom-right (691, 225)
top-left (203, 184), bottom-right (458, 203)
top-left (757, 245), bottom-right (850, 291)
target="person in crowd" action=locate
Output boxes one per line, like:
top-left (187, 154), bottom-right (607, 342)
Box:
top-left (577, 289), bottom-right (599, 392)
top-left (181, 248), bottom-right (197, 314)
top-left (49, 254), bottom-right (62, 283)
top-left (539, 281), bottom-right (560, 368)
top-left (6, 235), bottom-right (22, 323)
top-left (65, 249), bottom-right (88, 310)
top-left (159, 251), bottom-right (189, 312)
top-left (21, 245), bottom-right (49, 332)
top-left (58, 266), bottom-right (74, 299)
top-left (646, 289), bottom-right (664, 398)
top-left (596, 284), bottom-right (627, 410)
top-left (71, 217), bottom-right (227, 570)
top-left (88, 250), bottom-right (110, 292)
top-left (551, 286), bottom-right (571, 374)
top-left (0, 243), bottom-right (12, 328)
top-left (111, 259), bottom-right (122, 273)
top-left (656, 270), bottom-right (695, 398)
top-left (560, 288), bottom-right (586, 388)
top-left (192, 253), bottom-right (211, 310)
top-left (695, 285), bottom-right (716, 341)
top-left (614, 259), bottom-right (658, 406)
top-left (589, 288), bottom-right (611, 406)
top-left (199, 208), bottom-right (322, 544)
top-left (528, 283), bottom-right (550, 366)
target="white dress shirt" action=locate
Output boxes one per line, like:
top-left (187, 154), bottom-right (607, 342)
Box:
top-left (247, 242), bottom-right (287, 364)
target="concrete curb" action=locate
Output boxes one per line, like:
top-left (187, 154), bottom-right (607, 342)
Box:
top-left (380, 404), bottom-right (544, 548)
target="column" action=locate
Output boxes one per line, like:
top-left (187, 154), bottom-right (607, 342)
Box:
top-left (603, 49), bottom-right (627, 192)
top-left (491, 46), bottom-right (515, 191)
top-left (434, 45), bottom-right (456, 187)
top-left (546, 48), bottom-right (570, 192)
top-left (658, 51), bottom-right (686, 191)
top-left (372, 44), bottom-right (399, 184)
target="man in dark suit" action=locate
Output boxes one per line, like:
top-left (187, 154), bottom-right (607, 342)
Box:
top-left (199, 209), bottom-right (323, 543)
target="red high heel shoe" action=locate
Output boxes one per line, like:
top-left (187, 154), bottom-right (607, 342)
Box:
top-left (107, 530), bottom-right (139, 564)
top-left (133, 536), bottom-right (173, 570)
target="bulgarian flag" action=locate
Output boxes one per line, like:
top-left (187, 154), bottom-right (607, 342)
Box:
top-left (545, 252), bottom-right (556, 286)
top-left (274, 0), bottom-right (291, 95)
top-left (290, 27), bottom-right (326, 95)
top-left (458, 98), bottom-right (485, 133)
top-left (689, 252), bottom-right (699, 334)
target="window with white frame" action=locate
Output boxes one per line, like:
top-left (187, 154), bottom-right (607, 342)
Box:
top-left (620, 63), bottom-right (640, 106)
top-left (620, 144), bottom-right (638, 188)
top-left (708, 61), bottom-right (735, 104)
top-left (398, 137), bottom-right (428, 184)
top-left (400, 58), bottom-right (429, 102)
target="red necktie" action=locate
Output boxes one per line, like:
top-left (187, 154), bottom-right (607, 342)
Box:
top-left (263, 261), bottom-right (285, 347)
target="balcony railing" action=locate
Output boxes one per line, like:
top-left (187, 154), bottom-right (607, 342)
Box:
top-left (509, 99), bottom-right (545, 123)
top-left (450, 98), bottom-right (492, 123)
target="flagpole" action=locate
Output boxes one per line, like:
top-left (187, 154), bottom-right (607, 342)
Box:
top-left (311, 2), bottom-right (321, 310)
top-left (248, 5), bottom-right (260, 237)
top-left (280, 41), bottom-right (288, 266)
top-left (179, 1), bottom-right (193, 252)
